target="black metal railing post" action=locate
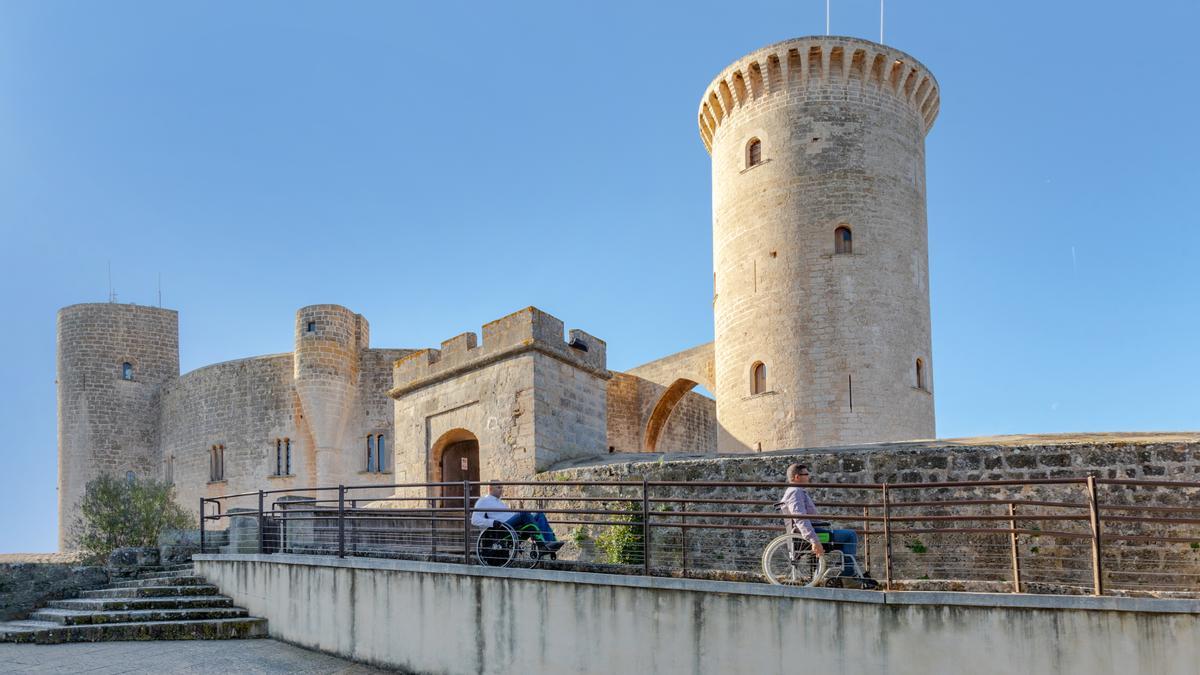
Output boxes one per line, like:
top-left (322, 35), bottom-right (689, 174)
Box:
top-left (199, 498), bottom-right (206, 554)
top-left (641, 478), bottom-right (651, 576)
top-left (337, 485), bottom-right (346, 558)
top-left (257, 490), bottom-right (265, 554)
top-left (1086, 475), bottom-right (1104, 595)
top-left (462, 480), bottom-right (472, 564)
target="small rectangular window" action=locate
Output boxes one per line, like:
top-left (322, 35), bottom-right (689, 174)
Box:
top-left (306, 321), bottom-right (316, 333)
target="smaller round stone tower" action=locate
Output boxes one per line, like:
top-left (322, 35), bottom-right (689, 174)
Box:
top-left (57, 303), bottom-right (179, 549)
top-left (700, 36), bottom-right (939, 451)
top-left (293, 305), bottom-right (367, 487)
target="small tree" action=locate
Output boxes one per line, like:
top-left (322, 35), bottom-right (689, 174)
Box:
top-left (71, 474), bottom-right (192, 563)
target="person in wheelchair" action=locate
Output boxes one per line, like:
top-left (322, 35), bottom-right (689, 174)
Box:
top-left (781, 463), bottom-right (859, 576)
top-left (471, 481), bottom-right (564, 553)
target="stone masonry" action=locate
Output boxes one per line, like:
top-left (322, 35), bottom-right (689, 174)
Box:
top-left (389, 307), bottom-right (610, 488)
top-left (703, 36), bottom-right (938, 451)
top-left (57, 303), bottom-right (414, 547)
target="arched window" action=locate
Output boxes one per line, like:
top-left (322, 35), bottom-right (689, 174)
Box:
top-left (915, 358), bottom-right (925, 390)
top-left (274, 439), bottom-right (282, 476)
top-left (751, 361), bottom-right (767, 395)
top-left (835, 226), bottom-right (853, 254)
top-left (376, 435), bottom-right (386, 472)
top-left (366, 435), bottom-right (376, 472)
top-left (284, 438), bottom-right (292, 475)
top-left (747, 138), bottom-right (763, 168)
top-left (121, 362), bottom-right (133, 380)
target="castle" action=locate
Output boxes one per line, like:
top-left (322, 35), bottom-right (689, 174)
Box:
top-left (56, 35), bottom-right (940, 548)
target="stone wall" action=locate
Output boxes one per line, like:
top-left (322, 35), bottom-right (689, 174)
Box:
top-left (390, 307), bottom-right (609, 491)
top-left (161, 345), bottom-right (409, 519)
top-left (57, 303), bottom-right (179, 548)
top-left (703, 36), bottom-right (937, 452)
top-left (626, 342), bottom-right (715, 391)
top-left (0, 559), bottom-right (108, 620)
top-left (605, 372), bottom-right (718, 454)
top-left (540, 433), bottom-right (1200, 592)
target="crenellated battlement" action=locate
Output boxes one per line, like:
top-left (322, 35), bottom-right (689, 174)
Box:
top-left (390, 307), bottom-right (608, 398)
top-left (697, 36), bottom-right (939, 152)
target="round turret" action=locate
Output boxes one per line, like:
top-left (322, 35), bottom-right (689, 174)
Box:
top-left (57, 303), bottom-right (179, 548)
top-left (701, 36), bottom-right (938, 451)
top-left (293, 304), bottom-right (367, 486)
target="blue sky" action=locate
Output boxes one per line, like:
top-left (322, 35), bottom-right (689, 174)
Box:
top-left (1, 1), bottom-right (1196, 552)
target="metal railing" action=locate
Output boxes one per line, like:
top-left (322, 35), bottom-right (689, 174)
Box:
top-left (198, 475), bottom-right (1200, 597)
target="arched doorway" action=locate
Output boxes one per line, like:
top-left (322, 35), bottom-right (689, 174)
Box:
top-left (432, 429), bottom-right (480, 509)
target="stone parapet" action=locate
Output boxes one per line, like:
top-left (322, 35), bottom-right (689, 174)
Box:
top-left (698, 35), bottom-right (939, 152)
top-left (390, 306), bottom-right (608, 398)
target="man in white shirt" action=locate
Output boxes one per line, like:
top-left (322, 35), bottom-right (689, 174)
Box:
top-left (472, 482), bottom-right (564, 552)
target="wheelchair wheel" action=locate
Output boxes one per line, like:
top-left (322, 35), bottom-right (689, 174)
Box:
top-left (476, 523), bottom-right (520, 567)
top-left (762, 534), bottom-right (827, 587)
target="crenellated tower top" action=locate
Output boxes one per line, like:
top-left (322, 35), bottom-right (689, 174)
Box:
top-left (697, 36), bottom-right (939, 152)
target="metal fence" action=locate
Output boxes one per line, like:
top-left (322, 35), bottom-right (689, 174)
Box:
top-left (198, 476), bottom-right (1200, 596)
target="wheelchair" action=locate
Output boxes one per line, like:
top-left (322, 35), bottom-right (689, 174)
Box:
top-left (475, 520), bottom-right (558, 569)
top-left (762, 507), bottom-right (865, 587)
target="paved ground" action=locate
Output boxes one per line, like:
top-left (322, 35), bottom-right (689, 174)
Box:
top-left (0, 639), bottom-right (399, 674)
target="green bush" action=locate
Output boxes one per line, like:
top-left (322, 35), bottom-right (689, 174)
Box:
top-left (71, 474), bottom-right (192, 563)
top-left (595, 502), bottom-right (645, 565)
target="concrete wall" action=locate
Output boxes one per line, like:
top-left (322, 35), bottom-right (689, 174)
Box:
top-left (195, 553), bottom-right (1200, 675)
top-left (702, 36), bottom-right (937, 452)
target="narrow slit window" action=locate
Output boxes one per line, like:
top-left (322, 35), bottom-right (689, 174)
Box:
top-left (747, 138), bottom-right (762, 167)
top-left (835, 226), bottom-right (853, 254)
top-left (121, 362), bottom-right (133, 380)
top-left (751, 361), bottom-right (767, 395)
top-left (210, 445), bottom-right (225, 482)
top-left (285, 438), bottom-right (292, 475)
top-left (366, 435), bottom-right (376, 472)
top-left (916, 358), bottom-right (925, 390)
top-left (274, 439), bottom-right (282, 476)
top-left (376, 435), bottom-right (385, 472)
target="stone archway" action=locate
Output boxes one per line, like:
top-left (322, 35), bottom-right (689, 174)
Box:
top-left (643, 378), bottom-right (698, 452)
top-left (431, 428), bottom-right (480, 508)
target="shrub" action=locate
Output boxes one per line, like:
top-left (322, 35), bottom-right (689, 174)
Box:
top-left (595, 502), bottom-right (645, 565)
top-left (71, 474), bottom-right (192, 563)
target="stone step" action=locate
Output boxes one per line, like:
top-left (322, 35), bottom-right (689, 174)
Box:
top-left (0, 617), bottom-right (268, 644)
top-left (80, 585), bottom-right (219, 599)
top-left (31, 606), bottom-right (249, 626)
top-left (136, 566), bottom-right (194, 580)
top-left (47, 596), bottom-right (235, 612)
top-left (109, 575), bottom-right (207, 589)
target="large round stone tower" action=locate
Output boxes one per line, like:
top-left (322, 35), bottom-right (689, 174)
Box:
top-left (57, 303), bottom-right (179, 548)
top-left (293, 304), bottom-right (367, 487)
top-left (700, 36), bottom-right (939, 451)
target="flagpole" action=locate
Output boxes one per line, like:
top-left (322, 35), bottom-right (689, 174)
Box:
top-left (826, 0), bottom-right (830, 35)
top-left (880, 0), bottom-right (885, 43)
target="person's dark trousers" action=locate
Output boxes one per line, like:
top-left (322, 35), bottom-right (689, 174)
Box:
top-left (505, 511), bottom-right (558, 542)
top-left (817, 528), bottom-right (859, 575)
